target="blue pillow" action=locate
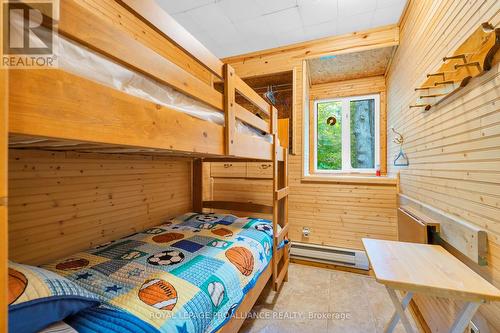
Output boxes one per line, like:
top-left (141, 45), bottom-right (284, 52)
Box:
top-left (9, 261), bottom-right (100, 333)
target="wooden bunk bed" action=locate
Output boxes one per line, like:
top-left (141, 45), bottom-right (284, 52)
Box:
top-left (2, 0), bottom-right (290, 332)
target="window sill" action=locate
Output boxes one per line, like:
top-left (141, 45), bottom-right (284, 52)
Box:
top-left (301, 174), bottom-right (397, 185)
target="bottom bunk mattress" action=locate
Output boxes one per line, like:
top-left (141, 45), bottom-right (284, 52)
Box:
top-left (42, 213), bottom-right (275, 333)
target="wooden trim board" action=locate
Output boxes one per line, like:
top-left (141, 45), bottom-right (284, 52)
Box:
top-left (223, 25), bottom-right (399, 78)
top-left (119, 0), bottom-right (224, 78)
top-left (203, 201), bottom-right (273, 214)
top-left (9, 69), bottom-right (226, 155)
top-left (0, 1), bottom-right (7, 326)
top-left (399, 194), bottom-right (487, 265)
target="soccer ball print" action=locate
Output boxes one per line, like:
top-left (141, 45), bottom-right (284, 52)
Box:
top-left (147, 250), bottom-right (185, 266)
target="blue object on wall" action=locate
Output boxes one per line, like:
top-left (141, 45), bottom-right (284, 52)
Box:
top-left (394, 147), bottom-right (409, 167)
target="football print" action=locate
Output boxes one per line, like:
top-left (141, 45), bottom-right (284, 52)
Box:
top-left (8, 268), bottom-right (28, 305)
top-left (211, 228), bottom-right (233, 238)
top-left (152, 232), bottom-right (184, 243)
top-left (138, 279), bottom-right (178, 310)
top-left (147, 250), bottom-right (185, 266)
top-left (55, 258), bottom-right (90, 271)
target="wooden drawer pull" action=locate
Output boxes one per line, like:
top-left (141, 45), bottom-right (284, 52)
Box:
top-left (223, 163), bottom-right (233, 168)
top-left (260, 164), bottom-right (271, 169)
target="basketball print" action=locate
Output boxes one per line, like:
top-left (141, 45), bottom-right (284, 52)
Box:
top-left (211, 228), bottom-right (233, 238)
top-left (195, 214), bottom-right (219, 223)
top-left (225, 247), bottom-right (254, 276)
top-left (147, 250), bottom-right (185, 266)
top-left (55, 258), bottom-right (89, 271)
top-left (138, 279), bottom-right (178, 311)
top-left (254, 223), bottom-right (273, 236)
top-left (152, 232), bottom-right (184, 243)
top-left (8, 268), bottom-right (28, 305)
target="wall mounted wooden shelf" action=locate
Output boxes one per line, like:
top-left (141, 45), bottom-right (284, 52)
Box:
top-left (410, 22), bottom-right (499, 111)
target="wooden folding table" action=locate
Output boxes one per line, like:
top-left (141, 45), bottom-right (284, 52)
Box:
top-left (362, 238), bottom-right (500, 333)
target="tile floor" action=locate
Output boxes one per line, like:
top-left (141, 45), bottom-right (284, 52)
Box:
top-left (240, 263), bottom-right (418, 333)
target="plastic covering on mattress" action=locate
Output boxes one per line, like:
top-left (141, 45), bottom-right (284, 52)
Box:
top-left (54, 32), bottom-right (272, 142)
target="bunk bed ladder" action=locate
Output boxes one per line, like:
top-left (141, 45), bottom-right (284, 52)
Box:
top-left (271, 107), bottom-right (289, 292)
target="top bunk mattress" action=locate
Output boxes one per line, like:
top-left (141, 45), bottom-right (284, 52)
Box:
top-left (15, 12), bottom-right (271, 142)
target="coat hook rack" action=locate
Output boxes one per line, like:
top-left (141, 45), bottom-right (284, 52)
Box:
top-left (409, 104), bottom-right (431, 111)
top-left (410, 22), bottom-right (499, 112)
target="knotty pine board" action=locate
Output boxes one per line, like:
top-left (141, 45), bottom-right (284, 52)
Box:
top-left (8, 149), bottom-right (192, 265)
top-left (0, 33), bottom-right (7, 332)
top-left (386, 0), bottom-right (500, 331)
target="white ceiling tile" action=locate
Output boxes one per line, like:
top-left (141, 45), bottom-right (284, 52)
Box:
top-left (187, 3), bottom-right (240, 43)
top-left (235, 16), bottom-right (274, 40)
top-left (264, 6), bottom-right (302, 33)
top-left (156, 0), bottom-right (214, 15)
top-left (371, 4), bottom-right (404, 26)
top-left (377, 0), bottom-right (406, 9)
top-left (216, 0), bottom-right (263, 23)
top-left (298, 0), bottom-right (338, 26)
top-left (192, 32), bottom-right (220, 50)
top-left (303, 20), bottom-right (338, 40)
top-left (171, 12), bottom-right (203, 35)
top-left (155, 0), bottom-right (406, 57)
top-left (274, 27), bottom-right (307, 46)
top-left (337, 12), bottom-right (374, 35)
top-left (254, 0), bottom-right (298, 15)
top-left (338, 0), bottom-right (376, 17)
top-left (214, 44), bottom-right (237, 58)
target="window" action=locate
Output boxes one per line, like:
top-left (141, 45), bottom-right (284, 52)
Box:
top-left (313, 94), bottom-right (380, 173)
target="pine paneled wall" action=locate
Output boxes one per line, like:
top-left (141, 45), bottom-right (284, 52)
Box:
top-left (386, 0), bottom-right (500, 331)
top-left (293, 73), bottom-right (397, 249)
top-left (210, 66), bottom-right (398, 250)
top-left (8, 149), bottom-right (192, 265)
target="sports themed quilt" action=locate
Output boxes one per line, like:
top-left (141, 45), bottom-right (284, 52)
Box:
top-left (43, 213), bottom-right (276, 333)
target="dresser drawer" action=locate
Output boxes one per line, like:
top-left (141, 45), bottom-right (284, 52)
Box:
top-left (246, 162), bottom-right (273, 179)
top-left (210, 162), bottom-right (246, 178)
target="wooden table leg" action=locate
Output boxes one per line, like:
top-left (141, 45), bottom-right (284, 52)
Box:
top-left (385, 286), bottom-right (415, 333)
top-left (449, 302), bottom-right (481, 333)
top-left (384, 290), bottom-right (413, 333)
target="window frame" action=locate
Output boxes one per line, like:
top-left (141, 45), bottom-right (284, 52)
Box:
top-left (312, 94), bottom-right (380, 174)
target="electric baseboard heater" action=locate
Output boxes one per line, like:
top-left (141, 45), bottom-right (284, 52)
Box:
top-left (290, 242), bottom-right (369, 270)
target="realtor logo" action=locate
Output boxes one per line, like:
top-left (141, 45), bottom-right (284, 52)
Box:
top-left (2, 0), bottom-right (57, 68)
